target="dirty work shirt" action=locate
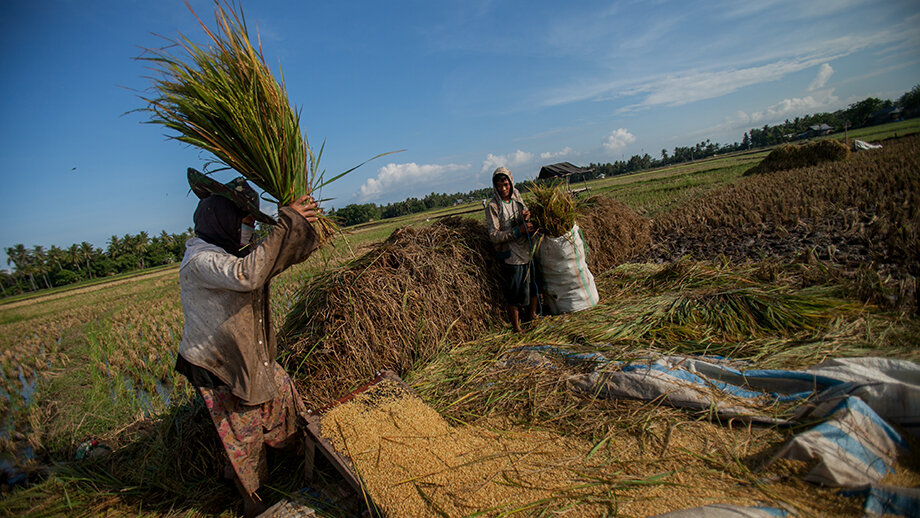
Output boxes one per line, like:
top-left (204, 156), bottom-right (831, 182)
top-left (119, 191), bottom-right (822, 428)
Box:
top-left (485, 167), bottom-right (532, 266)
top-left (500, 200), bottom-right (530, 265)
top-left (178, 206), bottom-right (319, 405)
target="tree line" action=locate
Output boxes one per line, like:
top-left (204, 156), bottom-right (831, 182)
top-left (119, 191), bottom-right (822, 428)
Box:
top-left (2, 230), bottom-right (192, 296)
top-left (580, 86), bottom-right (919, 183)
top-left (331, 188), bottom-right (492, 227)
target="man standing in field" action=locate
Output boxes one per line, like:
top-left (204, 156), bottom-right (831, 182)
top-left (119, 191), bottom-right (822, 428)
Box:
top-left (485, 166), bottom-right (539, 333)
top-left (175, 169), bottom-right (319, 516)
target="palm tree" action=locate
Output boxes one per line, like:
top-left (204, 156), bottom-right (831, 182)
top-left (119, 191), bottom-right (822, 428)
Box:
top-left (6, 244), bottom-right (37, 291)
top-left (0, 270), bottom-right (10, 297)
top-left (136, 231), bottom-right (150, 269)
top-left (32, 246), bottom-right (51, 289)
top-left (80, 241), bottom-right (95, 279)
top-left (107, 235), bottom-right (122, 259)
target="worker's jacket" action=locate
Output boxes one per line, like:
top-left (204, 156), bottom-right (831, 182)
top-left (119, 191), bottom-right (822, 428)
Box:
top-left (485, 179), bottom-right (531, 265)
top-left (178, 207), bottom-right (319, 405)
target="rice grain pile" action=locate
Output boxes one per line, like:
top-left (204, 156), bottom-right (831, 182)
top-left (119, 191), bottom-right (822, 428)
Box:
top-left (576, 195), bottom-right (653, 273)
top-left (280, 217), bottom-right (505, 407)
top-left (320, 378), bottom-right (862, 517)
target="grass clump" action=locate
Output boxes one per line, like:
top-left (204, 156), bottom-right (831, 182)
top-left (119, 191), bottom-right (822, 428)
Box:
top-left (744, 139), bottom-right (849, 176)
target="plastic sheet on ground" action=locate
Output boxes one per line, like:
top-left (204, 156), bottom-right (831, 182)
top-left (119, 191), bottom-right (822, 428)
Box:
top-left (499, 347), bottom-right (920, 516)
top-left (651, 503), bottom-right (788, 517)
top-left (841, 484), bottom-right (920, 517)
top-left (854, 139), bottom-right (883, 150)
top-left (772, 395), bottom-right (906, 486)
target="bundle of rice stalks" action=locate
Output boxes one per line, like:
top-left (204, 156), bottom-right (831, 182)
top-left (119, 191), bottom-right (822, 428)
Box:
top-left (138, 1), bottom-right (393, 236)
top-left (576, 195), bottom-right (652, 273)
top-left (279, 217), bottom-right (505, 407)
top-left (527, 181), bottom-right (577, 237)
top-left (744, 139), bottom-right (849, 176)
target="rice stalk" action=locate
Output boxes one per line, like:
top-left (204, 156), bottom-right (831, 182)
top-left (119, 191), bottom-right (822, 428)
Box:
top-left (137, 1), bottom-right (397, 237)
top-left (527, 181), bottom-right (578, 238)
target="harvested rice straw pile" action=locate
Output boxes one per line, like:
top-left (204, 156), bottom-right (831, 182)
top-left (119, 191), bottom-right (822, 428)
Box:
top-left (743, 139), bottom-right (849, 176)
top-left (280, 217), bottom-right (505, 407)
top-left (577, 195), bottom-right (653, 273)
top-left (320, 379), bottom-right (862, 517)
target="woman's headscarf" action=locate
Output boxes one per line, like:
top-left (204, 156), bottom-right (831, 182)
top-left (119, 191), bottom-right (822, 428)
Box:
top-left (193, 195), bottom-right (248, 257)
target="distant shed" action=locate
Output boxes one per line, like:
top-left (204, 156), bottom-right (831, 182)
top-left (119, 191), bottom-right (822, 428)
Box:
top-left (538, 162), bottom-right (593, 180)
top-left (538, 162), bottom-right (594, 196)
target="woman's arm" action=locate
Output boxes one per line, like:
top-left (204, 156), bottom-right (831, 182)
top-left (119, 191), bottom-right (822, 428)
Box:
top-left (188, 196), bottom-right (321, 291)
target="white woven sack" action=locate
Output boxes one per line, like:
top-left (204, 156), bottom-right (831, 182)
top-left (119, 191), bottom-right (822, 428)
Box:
top-left (537, 223), bottom-right (599, 314)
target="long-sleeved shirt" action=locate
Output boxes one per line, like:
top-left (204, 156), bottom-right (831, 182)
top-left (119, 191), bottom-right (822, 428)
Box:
top-left (178, 206), bottom-right (319, 405)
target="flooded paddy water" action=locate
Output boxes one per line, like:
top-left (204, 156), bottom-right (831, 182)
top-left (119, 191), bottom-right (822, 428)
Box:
top-left (0, 268), bottom-right (188, 491)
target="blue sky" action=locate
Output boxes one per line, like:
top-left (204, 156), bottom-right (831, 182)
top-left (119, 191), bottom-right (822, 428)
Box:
top-left (1, 0), bottom-right (919, 270)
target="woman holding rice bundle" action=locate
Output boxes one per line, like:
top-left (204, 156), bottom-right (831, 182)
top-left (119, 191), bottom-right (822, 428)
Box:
top-left (176, 169), bottom-right (319, 516)
top-left (485, 166), bottom-right (539, 333)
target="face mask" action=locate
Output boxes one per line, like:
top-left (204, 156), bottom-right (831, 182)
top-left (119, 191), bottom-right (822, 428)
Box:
top-left (240, 223), bottom-right (254, 246)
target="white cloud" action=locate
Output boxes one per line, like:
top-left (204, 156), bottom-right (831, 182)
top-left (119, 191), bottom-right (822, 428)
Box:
top-left (700, 89), bottom-right (840, 139)
top-left (539, 146), bottom-right (573, 160)
top-left (617, 58), bottom-right (835, 112)
top-left (751, 89), bottom-right (839, 121)
top-left (603, 128), bottom-right (636, 152)
top-left (359, 162), bottom-right (471, 201)
top-left (542, 17), bottom-right (916, 111)
top-left (809, 63), bottom-right (834, 90)
top-left (480, 150), bottom-right (534, 174)
top-left (719, 0), bottom-right (871, 20)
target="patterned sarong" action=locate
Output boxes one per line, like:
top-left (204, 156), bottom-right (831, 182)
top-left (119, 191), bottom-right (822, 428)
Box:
top-left (197, 362), bottom-right (305, 495)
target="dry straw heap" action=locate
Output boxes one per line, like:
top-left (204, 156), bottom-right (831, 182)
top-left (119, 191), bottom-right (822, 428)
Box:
top-left (577, 196), bottom-right (653, 273)
top-left (280, 217), bottom-right (505, 407)
top-left (744, 139), bottom-right (849, 176)
top-left (279, 197), bottom-right (655, 407)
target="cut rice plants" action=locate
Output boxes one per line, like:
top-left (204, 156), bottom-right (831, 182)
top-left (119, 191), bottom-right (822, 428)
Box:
top-left (138, 1), bottom-right (396, 237)
top-left (527, 181), bottom-right (577, 237)
top-left (744, 139), bottom-right (849, 176)
top-left (279, 217), bottom-right (505, 408)
top-left (653, 135), bottom-right (920, 284)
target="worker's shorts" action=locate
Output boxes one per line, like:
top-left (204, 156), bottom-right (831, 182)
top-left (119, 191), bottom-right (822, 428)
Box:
top-left (501, 262), bottom-right (535, 307)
